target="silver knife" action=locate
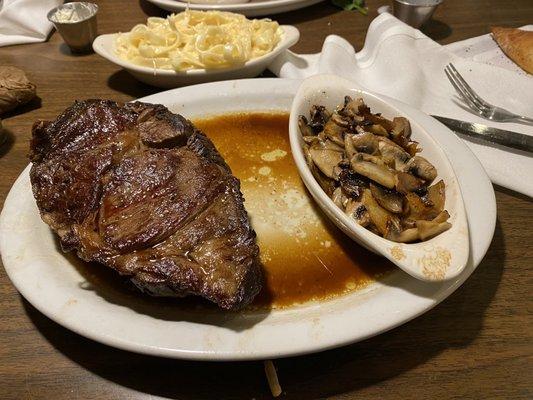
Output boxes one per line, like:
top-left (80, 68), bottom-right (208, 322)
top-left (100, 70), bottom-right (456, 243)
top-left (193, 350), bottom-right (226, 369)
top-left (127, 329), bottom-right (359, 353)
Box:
top-left (431, 115), bottom-right (533, 153)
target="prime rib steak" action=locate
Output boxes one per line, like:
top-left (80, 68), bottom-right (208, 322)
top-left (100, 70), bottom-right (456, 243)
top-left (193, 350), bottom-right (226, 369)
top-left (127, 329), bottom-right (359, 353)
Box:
top-left (29, 99), bottom-right (262, 310)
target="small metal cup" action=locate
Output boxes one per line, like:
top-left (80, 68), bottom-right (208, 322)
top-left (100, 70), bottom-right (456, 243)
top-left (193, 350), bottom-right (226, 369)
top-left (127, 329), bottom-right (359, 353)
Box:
top-left (392, 0), bottom-right (443, 29)
top-left (47, 2), bottom-right (98, 53)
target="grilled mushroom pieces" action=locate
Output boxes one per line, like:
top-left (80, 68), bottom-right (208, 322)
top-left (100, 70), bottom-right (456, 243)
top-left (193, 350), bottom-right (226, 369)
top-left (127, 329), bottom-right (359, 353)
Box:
top-left (344, 134), bottom-right (357, 159)
top-left (323, 119), bottom-right (346, 146)
top-left (378, 140), bottom-right (410, 170)
top-left (405, 181), bottom-right (445, 220)
top-left (309, 105), bottom-right (330, 132)
top-left (309, 147), bottom-right (343, 179)
top-left (339, 169), bottom-right (367, 199)
top-left (300, 98), bottom-right (451, 243)
top-left (345, 199), bottom-right (370, 227)
top-left (298, 115), bottom-right (315, 137)
top-left (368, 124), bottom-right (389, 136)
top-left (426, 179), bottom-right (445, 214)
top-left (416, 220), bottom-right (452, 241)
top-left (391, 117), bottom-right (411, 140)
top-left (352, 132), bottom-right (379, 154)
top-left (395, 172), bottom-right (425, 194)
top-left (351, 155), bottom-right (396, 189)
top-left (361, 189), bottom-right (398, 235)
top-left (370, 183), bottom-right (404, 214)
top-left (406, 156), bottom-right (437, 182)
top-left (389, 228), bottom-right (420, 243)
top-left (332, 186), bottom-right (345, 209)
top-left (341, 96), bottom-right (365, 117)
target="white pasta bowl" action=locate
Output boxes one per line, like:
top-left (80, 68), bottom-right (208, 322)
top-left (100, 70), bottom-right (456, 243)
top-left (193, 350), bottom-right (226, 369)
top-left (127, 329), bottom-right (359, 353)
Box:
top-left (92, 25), bottom-right (299, 88)
top-left (290, 74), bottom-right (470, 282)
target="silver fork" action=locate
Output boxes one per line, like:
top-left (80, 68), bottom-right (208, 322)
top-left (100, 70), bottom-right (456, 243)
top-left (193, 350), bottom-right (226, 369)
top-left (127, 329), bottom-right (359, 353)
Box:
top-left (445, 63), bottom-right (533, 126)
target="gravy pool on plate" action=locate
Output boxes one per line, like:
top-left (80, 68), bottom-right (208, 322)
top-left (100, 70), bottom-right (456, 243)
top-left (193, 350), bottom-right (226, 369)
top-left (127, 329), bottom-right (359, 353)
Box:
top-left (194, 112), bottom-right (393, 309)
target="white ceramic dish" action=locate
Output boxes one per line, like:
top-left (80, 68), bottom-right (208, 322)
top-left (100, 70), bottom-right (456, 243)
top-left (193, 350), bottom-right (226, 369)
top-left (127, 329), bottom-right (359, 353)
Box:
top-left (92, 26), bottom-right (299, 88)
top-left (290, 74), bottom-right (469, 281)
top-left (0, 78), bottom-right (496, 361)
top-left (188, 0), bottom-right (249, 4)
top-left (145, 0), bottom-right (324, 17)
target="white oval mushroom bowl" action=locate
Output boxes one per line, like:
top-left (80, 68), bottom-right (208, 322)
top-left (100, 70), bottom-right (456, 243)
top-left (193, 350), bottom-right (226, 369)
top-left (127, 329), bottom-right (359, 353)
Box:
top-left (289, 74), bottom-right (470, 282)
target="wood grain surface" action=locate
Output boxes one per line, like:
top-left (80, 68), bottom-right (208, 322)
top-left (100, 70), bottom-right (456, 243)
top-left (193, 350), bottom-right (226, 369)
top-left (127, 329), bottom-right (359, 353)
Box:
top-left (0, 0), bottom-right (532, 399)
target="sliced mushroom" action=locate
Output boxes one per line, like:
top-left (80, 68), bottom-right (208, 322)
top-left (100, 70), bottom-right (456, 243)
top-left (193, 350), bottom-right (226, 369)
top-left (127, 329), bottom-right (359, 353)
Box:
top-left (425, 180), bottom-right (445, 215)
top-left (331, 112), bottom-right (351, 128)
top-left (368, 124), bottom-right (389, 137)
top-left (310, 166), bottom-right (336, 196)
top-left (432, 210), bottom-right (450, 223)
top-left (391, 117), bottom-right (411, 140)
top-left (321, 139), bottom-right (345, 152)
top-left (405, 141), bottom-right (420, 157)
top-left (359, 153), bottom-right (385, 166)
top-left (351, 154), bottom-right (396, 189)
top-left (332, 186), bottom-right (345, 209)
top-left (416, 220), bottom-right (452, 241)
top-left (309, 105), bottom-right (329, 132)
top-left (361, 189), bottom-right (399, 236)
top-left (345, 199), bottom-right (370, 227)
top-left (339, 169), bottom-right (368, 199)
top-left (395, 172), bottom-right (425, 194)
top-left (406, 156), bottom-right (437, 182)
top-left (404, 185), bottom-right (443, 221)
top-left (344, 133), bottom-right (357, 159)
top-left (341, 96), bottom-right (365, 117)
top-left (304, 146), bottom-right (314, 169)
top-left (298, 115), bottom-right (315, 137)
top-left (386, 227), bottom-right (420, 243)
top-left (352, 132), bottom-right (379, 154)
top-left (323, 119), bottom-right (345, 146)
top-left (302, 135), bottom-right (320, 145)
top-left (370, 183), bottom-right (404, 214)
top-left (378, 140), bottom-right (410, 170)
top-left (309, 147), bottom-right (343, 179)
top-left (362, 112), bottom-right (394, 132)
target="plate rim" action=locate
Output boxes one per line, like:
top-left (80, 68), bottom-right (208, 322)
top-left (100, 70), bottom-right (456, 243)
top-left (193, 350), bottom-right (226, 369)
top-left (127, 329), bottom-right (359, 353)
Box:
top-left (0, 78), bottom-right (496, 361)
top-left (145, 0), bottom-right (325, 15)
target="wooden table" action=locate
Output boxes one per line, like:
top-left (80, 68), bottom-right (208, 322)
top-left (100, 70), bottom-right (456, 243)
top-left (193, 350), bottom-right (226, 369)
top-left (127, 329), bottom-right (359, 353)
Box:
top-left (1, 1), bottom-right (532, 398)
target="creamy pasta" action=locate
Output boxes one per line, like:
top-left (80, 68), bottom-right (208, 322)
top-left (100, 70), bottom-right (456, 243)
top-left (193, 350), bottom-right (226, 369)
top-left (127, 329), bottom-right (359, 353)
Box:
top-left (115, 10), bottom-right (283, 71)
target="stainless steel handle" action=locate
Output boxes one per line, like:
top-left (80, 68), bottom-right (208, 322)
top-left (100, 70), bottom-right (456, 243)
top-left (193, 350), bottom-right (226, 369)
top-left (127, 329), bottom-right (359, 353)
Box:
top-left (432, 115), bottom-right (533, 153)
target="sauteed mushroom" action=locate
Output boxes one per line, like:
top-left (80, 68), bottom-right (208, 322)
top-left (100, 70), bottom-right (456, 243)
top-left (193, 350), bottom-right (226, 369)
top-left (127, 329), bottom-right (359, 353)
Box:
top-left (299, 96), bottom-right (451, 243)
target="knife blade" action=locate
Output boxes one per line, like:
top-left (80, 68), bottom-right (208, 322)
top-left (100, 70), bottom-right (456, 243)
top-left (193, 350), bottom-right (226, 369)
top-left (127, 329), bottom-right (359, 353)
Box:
top-left (431, 115), bottom-right (533, 153)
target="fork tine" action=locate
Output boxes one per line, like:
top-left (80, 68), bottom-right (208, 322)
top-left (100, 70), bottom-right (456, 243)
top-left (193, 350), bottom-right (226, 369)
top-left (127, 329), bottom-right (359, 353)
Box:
top-left (445, 68), bottom-right (484, 114)
top-left (445, 65), bottom-right (486, 110)
top-left (447, 64), bottom-right (489, 109)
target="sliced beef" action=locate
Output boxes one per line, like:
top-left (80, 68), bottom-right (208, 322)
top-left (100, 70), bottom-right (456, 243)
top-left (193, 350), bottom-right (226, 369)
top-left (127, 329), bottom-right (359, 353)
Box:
top-left (29, 99), bottom-right (261, 310)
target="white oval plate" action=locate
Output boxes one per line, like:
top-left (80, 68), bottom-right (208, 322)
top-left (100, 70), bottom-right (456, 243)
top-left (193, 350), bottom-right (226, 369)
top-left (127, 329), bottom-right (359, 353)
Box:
top-left (145, 0), bottom-right (324, 17)
top-left (93, 26), bottom-right (299, 88)
top-left (0, 79), bottom-right (496, 361)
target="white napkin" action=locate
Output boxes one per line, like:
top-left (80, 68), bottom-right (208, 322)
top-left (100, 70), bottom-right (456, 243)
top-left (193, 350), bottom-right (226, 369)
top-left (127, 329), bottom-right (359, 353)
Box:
top-left (0, 0), bottom-right (62, 47)
top-left (270, 13), bottom-right (533, 198)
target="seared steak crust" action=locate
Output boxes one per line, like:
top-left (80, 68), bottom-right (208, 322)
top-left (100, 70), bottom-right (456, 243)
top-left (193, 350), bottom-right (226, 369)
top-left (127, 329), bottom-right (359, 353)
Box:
top-left (29, 100), bottom-right (261, 310)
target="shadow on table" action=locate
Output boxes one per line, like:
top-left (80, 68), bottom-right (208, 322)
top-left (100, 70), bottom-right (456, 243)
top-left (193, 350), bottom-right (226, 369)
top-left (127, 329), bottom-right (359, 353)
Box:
top-left (0, 128), bottom-right (15, 158)
top-left (275, 2), bottom-right (342, 25)
top-left (107, 70), bottom-right (162, 99)
top-left (422, 18), bottom-right (453, 41)
top-left (139, 0), bottom-right (170, 17)
top-left (1, 96), bottom-right (42, 119)
top-left (22, 221), bottom-right (505, 399)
